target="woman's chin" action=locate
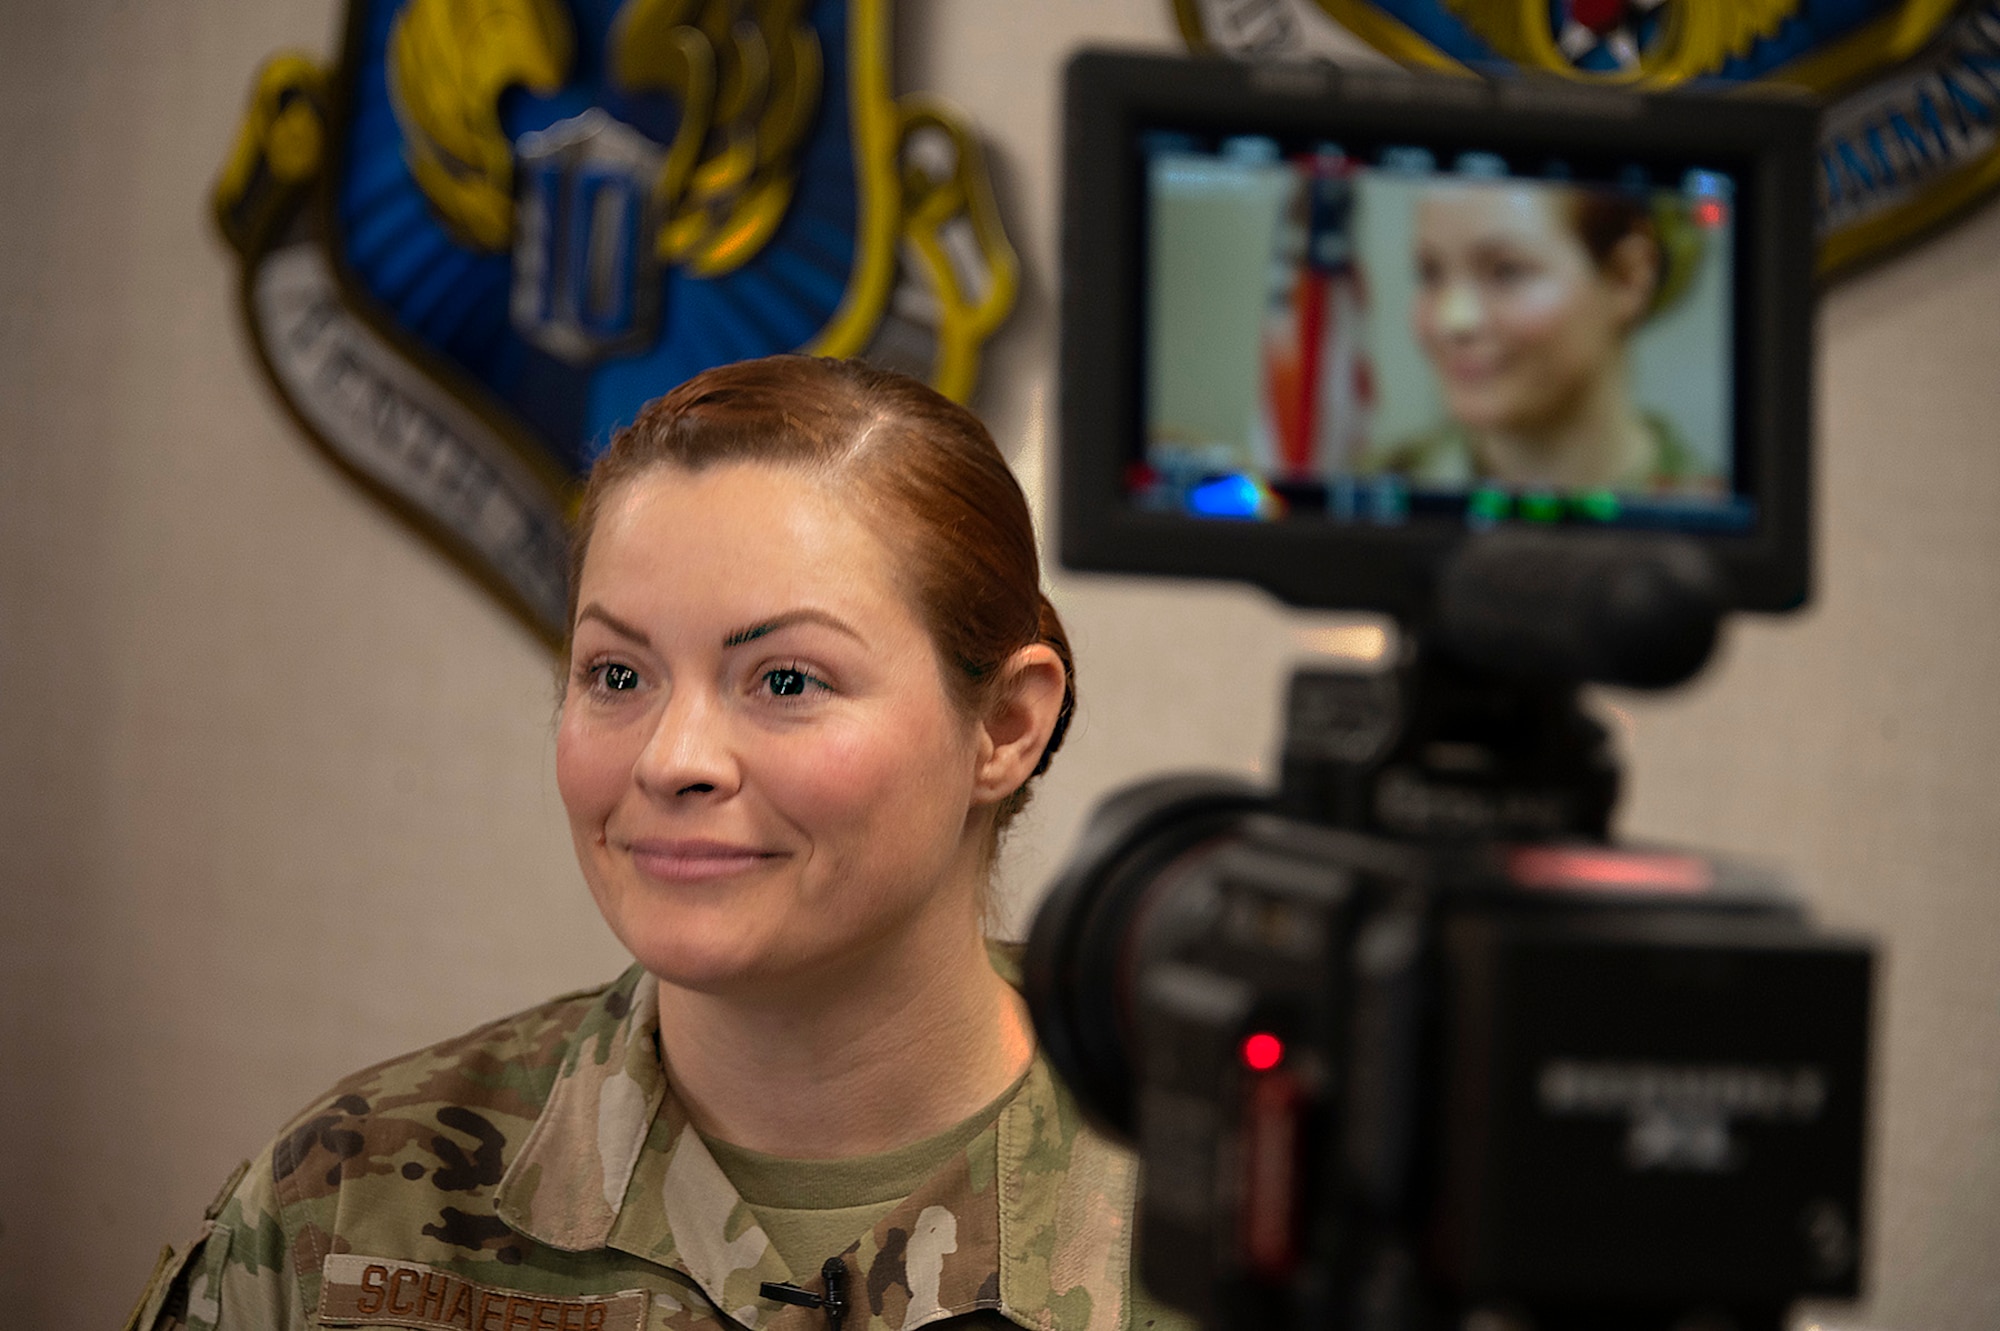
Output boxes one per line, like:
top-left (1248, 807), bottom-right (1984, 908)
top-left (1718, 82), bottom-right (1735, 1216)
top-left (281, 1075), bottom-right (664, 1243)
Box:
top-left (621, 926), bottom-right (810, 996)
top-left (1446, 392), bottom-right (1548, 440)
top-left (1445, 402), bottom-right (1510, 435)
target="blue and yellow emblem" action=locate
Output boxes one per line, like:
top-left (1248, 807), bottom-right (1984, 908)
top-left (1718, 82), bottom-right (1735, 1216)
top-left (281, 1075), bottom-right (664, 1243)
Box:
top-left (215, 0), bottom-right (1016, 641)
top-left (1176, 0), bottom-right (2000, 278)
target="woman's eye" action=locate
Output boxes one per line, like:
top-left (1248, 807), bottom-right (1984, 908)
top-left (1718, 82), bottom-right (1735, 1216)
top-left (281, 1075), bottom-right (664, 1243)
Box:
top-left (762, 667), bottom-right (817, 699)
top-left (591, 662), bottom-right (640, 692)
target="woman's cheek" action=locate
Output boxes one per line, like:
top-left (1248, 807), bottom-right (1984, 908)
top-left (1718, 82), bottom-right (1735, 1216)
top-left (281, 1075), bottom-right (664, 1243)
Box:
top-left (555, 711), bottom-right (628, 833)
top-left (774, 719), bottom-right (898, 825)
top-left (772, 708), bottom-right (968, 870)
top-left (1494, 276), bottom-right (1576, 350)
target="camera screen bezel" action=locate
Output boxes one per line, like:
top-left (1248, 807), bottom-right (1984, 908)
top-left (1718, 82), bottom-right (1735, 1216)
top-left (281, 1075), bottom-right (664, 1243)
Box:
top-left (1058, 50), bottom-right (1817, 616)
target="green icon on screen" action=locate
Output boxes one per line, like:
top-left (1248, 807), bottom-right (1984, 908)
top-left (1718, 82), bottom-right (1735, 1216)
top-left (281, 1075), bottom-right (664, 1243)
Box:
top-left (1574, 490), bottom-right (1621, 522)
top-left (1467, 487), bottom-right (1511, 526)
top-left (1519, 492), bottom-right (1564, 524)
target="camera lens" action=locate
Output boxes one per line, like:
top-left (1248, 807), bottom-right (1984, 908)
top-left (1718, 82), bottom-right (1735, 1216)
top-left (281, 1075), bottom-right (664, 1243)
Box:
top-left (1021, 775), bottom-right (1266, 1138)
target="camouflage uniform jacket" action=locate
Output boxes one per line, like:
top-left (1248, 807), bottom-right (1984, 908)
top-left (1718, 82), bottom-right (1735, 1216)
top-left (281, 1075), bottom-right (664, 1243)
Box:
top-left (128, 965), bottom-right (1156, 1331)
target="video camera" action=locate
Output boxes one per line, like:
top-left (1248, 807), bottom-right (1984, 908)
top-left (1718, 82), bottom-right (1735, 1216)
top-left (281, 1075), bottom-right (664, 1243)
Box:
top-left (1023, 50), bottom-right (1871, 1331)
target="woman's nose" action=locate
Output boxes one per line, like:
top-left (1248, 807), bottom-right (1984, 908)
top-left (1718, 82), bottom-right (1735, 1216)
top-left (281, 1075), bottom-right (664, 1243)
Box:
top-left (632, 689), bottom-right (739, 800)
top-left (1435, 281), bottom-right (1482, 335)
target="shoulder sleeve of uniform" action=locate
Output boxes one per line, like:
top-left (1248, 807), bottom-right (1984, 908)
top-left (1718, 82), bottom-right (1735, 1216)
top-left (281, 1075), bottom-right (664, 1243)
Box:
top-left (125, 975), bottom-right (633, 1331)
top-left (124, 1152), bottom-right (307, 1331)
top-left (1640, 410), bottom-right (1722, 493)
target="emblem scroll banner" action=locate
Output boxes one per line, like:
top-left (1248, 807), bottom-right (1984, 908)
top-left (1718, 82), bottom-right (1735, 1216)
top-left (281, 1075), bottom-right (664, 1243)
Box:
top-left (253, 244), bottom-right (573, 630)
top-left (1175, 0), bottom-right (2000, 279)
top-left (214, 0), bottom-right (1017, 644)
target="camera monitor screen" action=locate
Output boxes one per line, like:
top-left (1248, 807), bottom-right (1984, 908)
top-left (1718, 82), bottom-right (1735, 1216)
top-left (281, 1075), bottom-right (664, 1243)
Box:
top-left (1060, 53), bottom-right (1816, 614)
top-left (1144, 140), bottom-right (1739, 524)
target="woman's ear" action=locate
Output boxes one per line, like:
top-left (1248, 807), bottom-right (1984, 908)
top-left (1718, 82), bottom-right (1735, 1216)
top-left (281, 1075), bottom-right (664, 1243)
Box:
top-left (1606, 230), bottom-right (1662, 328)
top-left (970, 643), bottom-right (1068, 806)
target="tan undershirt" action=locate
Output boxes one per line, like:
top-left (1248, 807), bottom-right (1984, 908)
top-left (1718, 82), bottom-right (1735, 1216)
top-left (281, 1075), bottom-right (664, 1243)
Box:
top-left (698, 1069), bottom-right (1030, 1277)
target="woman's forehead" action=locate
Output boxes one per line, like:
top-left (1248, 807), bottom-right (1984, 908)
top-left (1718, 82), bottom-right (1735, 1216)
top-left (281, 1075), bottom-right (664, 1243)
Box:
top-left (596, 460), bottom-right (850, 537)
top-left (579, 463), bottom-right (911, 624)
top-left (1417, 184), bottom-right (1566, 243)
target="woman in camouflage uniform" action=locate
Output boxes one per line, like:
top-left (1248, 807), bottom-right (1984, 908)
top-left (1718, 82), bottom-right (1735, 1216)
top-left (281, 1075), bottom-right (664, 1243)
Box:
top-left (130, 357), bottom-right (1166, 1331)
top-left (1365, 180), bottom-right (1718, 496)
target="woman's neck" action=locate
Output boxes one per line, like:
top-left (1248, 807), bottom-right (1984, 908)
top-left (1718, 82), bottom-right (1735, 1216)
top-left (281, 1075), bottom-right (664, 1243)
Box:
top-left (1470, 360), bottom-right (1652, 490)
top-left (653, 894), bottom-right (1034, 1159)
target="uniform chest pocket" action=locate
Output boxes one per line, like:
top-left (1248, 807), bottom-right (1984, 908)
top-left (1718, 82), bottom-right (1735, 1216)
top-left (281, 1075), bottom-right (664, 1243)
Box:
top-left (315, 1254), bottom-right (649, 1331)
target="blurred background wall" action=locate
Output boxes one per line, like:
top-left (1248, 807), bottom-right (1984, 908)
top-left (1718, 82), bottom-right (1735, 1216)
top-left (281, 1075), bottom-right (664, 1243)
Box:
top-left (0, 2), bottom-right (1995, 1328)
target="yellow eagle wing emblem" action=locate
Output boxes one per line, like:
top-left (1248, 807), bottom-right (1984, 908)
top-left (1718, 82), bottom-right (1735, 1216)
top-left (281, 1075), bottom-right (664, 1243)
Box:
top-left (387, 0), bottom-right (576, 250)
top-left (390, 0), bottom-right (821, 277)
top-left (1652, 0), bottom-right (1805, 82)
top-left (1442, 0), bottom-right (1804, 85)
top-left (611, 0), bottom-right (822, 277)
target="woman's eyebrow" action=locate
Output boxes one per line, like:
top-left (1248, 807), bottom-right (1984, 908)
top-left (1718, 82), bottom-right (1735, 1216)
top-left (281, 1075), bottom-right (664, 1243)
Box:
top-left (724, 609), bottom-right (865, 648)
top-left (575, 603), bottom-right (652, 647)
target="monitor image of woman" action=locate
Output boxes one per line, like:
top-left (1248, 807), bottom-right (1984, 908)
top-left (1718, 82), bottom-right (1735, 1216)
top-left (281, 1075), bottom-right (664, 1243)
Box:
top-left (1366, 179), bottom-right (1719, 494)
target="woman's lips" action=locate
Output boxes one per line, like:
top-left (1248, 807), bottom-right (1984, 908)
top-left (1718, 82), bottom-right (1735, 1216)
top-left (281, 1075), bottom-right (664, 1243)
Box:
top-left (1438, 353), bottom-right (1506, 384)
top-left (624, 839), bottom-right (783, 882)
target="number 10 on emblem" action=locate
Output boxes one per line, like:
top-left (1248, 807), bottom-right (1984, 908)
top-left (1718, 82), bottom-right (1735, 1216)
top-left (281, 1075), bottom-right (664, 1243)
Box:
top-left (511, 109), bottom-right (665, 365)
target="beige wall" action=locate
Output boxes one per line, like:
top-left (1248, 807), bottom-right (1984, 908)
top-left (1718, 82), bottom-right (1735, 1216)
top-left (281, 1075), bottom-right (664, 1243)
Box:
top-left (0, 3), bottom-right (1994, 1329)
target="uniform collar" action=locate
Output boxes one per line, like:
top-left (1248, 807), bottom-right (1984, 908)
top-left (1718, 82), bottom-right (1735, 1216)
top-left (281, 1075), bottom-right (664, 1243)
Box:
top-left (494, 965), bottom-right (1137, 1331)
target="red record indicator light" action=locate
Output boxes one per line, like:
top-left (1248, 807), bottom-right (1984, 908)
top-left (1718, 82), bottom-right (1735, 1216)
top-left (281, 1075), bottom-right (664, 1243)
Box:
top-left (1241, 1031), bottom-right (1286, 1071)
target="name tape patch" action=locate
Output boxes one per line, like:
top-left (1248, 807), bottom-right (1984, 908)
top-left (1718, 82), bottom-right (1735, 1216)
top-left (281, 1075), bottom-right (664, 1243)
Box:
top-left (318, 1254), bottom-right (647, 1331)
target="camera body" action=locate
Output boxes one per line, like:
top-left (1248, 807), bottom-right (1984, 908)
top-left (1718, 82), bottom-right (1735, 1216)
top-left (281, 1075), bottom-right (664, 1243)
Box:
top-left (1025, 687), bottom-right (1872, 1331)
